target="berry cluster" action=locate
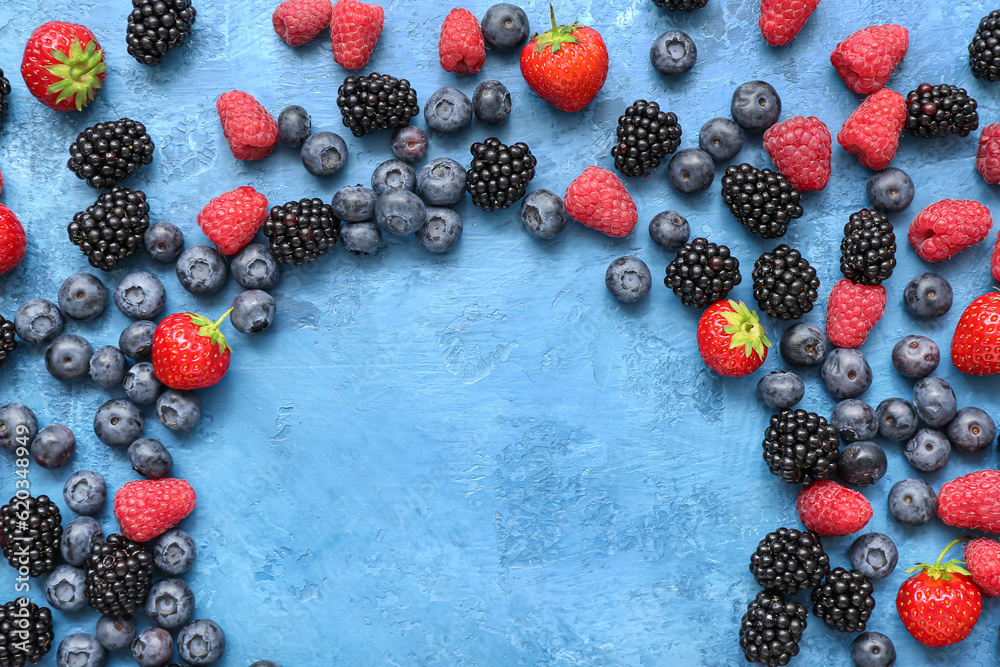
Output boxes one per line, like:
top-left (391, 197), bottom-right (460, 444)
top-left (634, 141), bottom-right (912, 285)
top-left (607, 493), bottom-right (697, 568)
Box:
top-left (611, 100), bottom-right (682, 177)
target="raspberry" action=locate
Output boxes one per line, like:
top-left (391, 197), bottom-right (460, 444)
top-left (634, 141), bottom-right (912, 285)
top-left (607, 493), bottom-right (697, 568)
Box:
top-left (976, 122), bottom-right (1000, 184)
top-left (836, 88), bottom-right (906, 170)
top-left (907, 199), bottom-right (993, 262)
top-left (965, 538), bottom-right (1000, 598)
top-left (762, 115), bottom-right (831, 191)
top-left (796, 480), bottom-right (873, 537)
top-left (114, 478), bottom-right (196, 543)
top-left (758, 0), bottom-right (820, 47)
top-left (216, 90), bottom-right (279, 161)
top-left (825, 278), bottom-right (886, 349)
top-left (936, 469), bottom-right (1000, 533)
top-left (992, 233), bottom-right (1000, 283)
top-left (830, 24), bottom-right (908, 94)
top-left (438, 8), bottom-right (485, 75)
top-left (272, 0), bottom-right (333, 47)
top-left (564, 166), bottom-right (638, 238)
top-left (330, 0), bottom-right (384, 70)
top-left (197, 186), bottom-right (270, 256)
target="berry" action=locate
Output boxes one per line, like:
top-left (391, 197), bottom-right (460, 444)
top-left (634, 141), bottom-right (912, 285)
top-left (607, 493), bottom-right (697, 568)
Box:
top-left (953, 292), bottom-right (1000, 375)
top-left (472, 80), bottom-right (511, 125)
top-left (45, 564), bottom-right (87, 612)
top-left (947, 407), bottom-right (996, 453)
top-left (371, 159), bottom-right (416, 195)
top-left (119, 320), bottom-right (157, 362)
top-left (67, 118), bottom-right (154, 189)
top-left (0, 204), bottom-right (25, 276)
top-left (888, 478), bottom-right (937, 525)
top-left (197, 186), bottom-right (268, 256)
top-left (152, 529), bottom-right (197, 575)
top-left (277, 105), bottom-right (311, 148)
top-left (936, 469), bottom-right (1000, 533)
top-left (778, 322), bottom-right (826, 367)
top-left (831, 399), bottom-right (877, 442)
top-left (756, 371), bottom-right (804, 409)
top-left (93, 398), bottom-right (144, 448)
top-left (651, 0), bottom-right (708, 9)
top-left (892, 334), bottom-right (939, 378)
top-left (698, 117), bottom-right (742, 163)
top-left (21, 21), bottom-right (105, 111)
top-left (153, 311), bottom-right (232, 390)
top-left (177, 619), bottom-right (226, 665)
top-left (738, 590), bottom-right (807, 667)
top-left (132, 626), bottom-right (172, 667)
top-left (272, 0), bottom-right (332, 47)
top-left (761, 408), bottom-right (839, 485)
top-left (749, 527), bottom-right (829, 594)
top-left (720, 163), bottom-right (802, 239)
top-left (830, 24), bottom-right (908, 94)
top-left (977, 122), bottom-right (1000, 185)
top-left (851, 632), bottom-right (896, 667)
top-left (336, 72), bottom-right (418, 138)
top-left (144, 222), bottom-right (185, 263)
top-left (439, 8), bottom-right (485, 75)
top-left (612, 100), bottom-right (681, 177)
top-left (145, 578), bottom-right (194, 629)
top-left (875, 397), bottom-right (918, 441)
top-left (797, 480), bottom-right (873, 537)
top-left (648, 210), bottom-right (689, 249)
top-left (0, 316), bottom-right (15, 368)
top-left (63, 470), bottom-right (106, 516)
top-left (300, 131), bottom-right (349, 177)
top-left (0, 69), bottom-right (9, 129)
top-left (665, 148), bottom-right (714, 195)
top-left (759, 0), bottom-right (820, 46)
top-left (60, 516), bottom-right (102, 567)
top-left (836, 88), bottom-right (907, 170)
top-left (216, 90), bottom-right (278, 161)
top-left (849, 533), bottom-right (898, 580)
top-left (45, 334), bottom-right (93, 382)
top-left (839, 209), bottom-right (895, 285)
top-left (389, 125), bottom-right (428, 163)
top-left (340, 222), bottom-right (382, 255)
top-left (375, 190), bottom-right (426, 235)
top-left (908, 198), bottom-right (992, 262)
top-left (128, 437), bottom-right (173, 479)
top-left (417, 158), bottom-right (467, 206)
top-left (230, 243), bottom-right (280, 290)
top-left (1, 494), bottom-right (62, 577)
top-left (157, 389), bottom-right (201, 433)
top-left (905, 83), bottom-right (979, 138)
top-left (520, 189), bottom-right (567, 240)
top-left (649, 30), bottom-right (696, 76)
top-left (124, 362), bottom-right (163, 405)
top-left (730, 81), bottom-right (781, 132)
top-left (605, 256), bottom-right (651, 304)
top-left (114, 271), bottom-right (166, 321)
top-left (466, 138), bottom-right (536, 212)
top-left (971, 10), bottom-right (1000, 80)
top-left (96, 614), bottom-right (135, 651)
top-left (825, 278), bottom-right (886, 349)
top-left (964, 538), bottom-right (1000, 598)
top-left (231, 290), bottom-right (277, 333)
top-left (176, 245), bottom-right (227, 295)
top-left (762, 115), bottom-right (831, 191)
top-left (114, 478), bottom-right (196, 543)
top-left (58, 273), bottom-right (107, 321)
top-left (750, 244), bottom-right (819, 320)
top-left (664, 237), bottom-right (741, 307)
top-left (331, 185), bottom-right (377, 222)
top-left (904, 428), bottom-right (951, 473)
top-left (416, 208), bottom-right (463, 254)
top-left (0, 599), bottom-right (53, 665)
top-left (913, 376), bottom-right (957, 427)
top-left (31, 424), bottom-right (76, 468)
top-left (14, 298), bottom-right (64, 345)
top-left (263, 199), bottom-right (340, 265)
top-left (564, 166), bottom-right (637, 236)
top-left (821, 348), bottom-right (872, 399)
top-left (68, 186), bottom-right (150, 271)
top-left (57, 633), bottom-right (104, 667)
top-left (811, 568), bottom-right (875, 633)
top-left (330, 0), bottom-right (384, 70)
top-left (897, 539), bottom-right (982, 647)
top-left (903, 272), bottom-right (951, 318)
top-left (481, 3), bottom-right (529, 51)
top-left (866, 167), bottom-right (914, 213)
top-left (127, 0), bottom-right (196, 65)
top-left (698, 300), bottom-right (771, 377)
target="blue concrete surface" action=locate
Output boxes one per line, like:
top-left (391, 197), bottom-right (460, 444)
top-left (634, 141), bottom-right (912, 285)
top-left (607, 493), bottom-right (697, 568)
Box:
top-left (1, 0), bottom-right (1000, 664)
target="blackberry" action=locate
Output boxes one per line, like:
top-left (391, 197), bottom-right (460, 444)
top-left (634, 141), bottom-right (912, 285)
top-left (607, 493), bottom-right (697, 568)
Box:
top-left (970, 10), bottom-right (1000, 81)
top-left (811, 568), bottom-right (875, 633)
top-left (465, 137), bottom-right (536, 211)
top-left (905, 83), bottom-right (979, 138)
top-left (664, 237), bottom-right (741, 307)
top-left (263, 198), bottom-right (340, 265)
top-left (67, 186), bottom-right (150, 271)
top-left (750, 527), bottom-right (830, 595)
top-left (67, 118), bottom-right (155, 189)
top-left (336, 72), bottom-right (419, 138)
top-left (721, 163), bottom-right (803, 238)
top-left (0, 69), bottom-right (10, 130)
top-left (840, 209), bottom-right (896, 286)
top-left (0, 316), bottom-right (14, 368)
top-left (751, 245), bottom-right (819, 320)
top-left (0, 599), bottom-right (53, 666)
top-left (0, 494), bottom-right (62, 578)
top-left (650, 0), bottom-right (708, 9)
top-left (84, 533), bottom-right (154, 617)
top-left (611, 100), bottom-right (682, 177)
top-left (762, 408), bottom-right (840, 486)
top-left (126, 0), bottom-right (197, 66)
top-left (739, 590), bottom-right (808, 667)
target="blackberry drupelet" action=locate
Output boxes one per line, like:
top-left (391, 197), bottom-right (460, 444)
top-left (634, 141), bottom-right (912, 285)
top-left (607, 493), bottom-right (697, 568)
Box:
top-left (650, 0), bottom-right (708, 9)
top-left (263, 198), bottom-right (341, 265)
top-left (466, 137), bottom-right (536, 211)
top-left (721, 163), bottom-right (803, 238)
top-left (0, 495), bottom-right (62, 578)
top-left (336, 72), bottom-right (419, 138)
top-left (762, 409), bottom-right (840, 486)
top-left (0, 69), bottom-right (10, 130)
top-left (970, 10), bottom-right (1000, 81)
top-left (739, 590), bottom-right (808, 667)
top-left (811, 568), bottom-right (875, 633)
top-left (126, 0), bottom-right (197, 66)
top-left (751, 245), bottom-right (819, 320)
top-left (905, 83), bottom-right (979, 137)
top-left (0, 599), bottom-right (53, 666)
top-left (67, 186), bottom-right (150, 272)
top-left (67, 118), bottom-right (155, 189)
top-left (840, 209), bottom-right (896, 286)
top-left (750, 527), bottom-right (830, 595)
top-left (664, 237), bottom-right (741, 307)
top-left (84, 533), bottom-right (154, 617)
top-left (611, 100), bottom-right (682, 177)
top-left (0, 316), bottom-right (15, 368)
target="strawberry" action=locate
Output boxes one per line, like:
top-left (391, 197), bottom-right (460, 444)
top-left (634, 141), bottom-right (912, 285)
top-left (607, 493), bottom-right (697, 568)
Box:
top-left (836, 88), bottom-right (906, 170)
top-left (438, 8), bottom-right (485, 75)
top-left (762, 115), bottom-right (831, 191)
top-left (330, 0), bottom-right (384, 70)
top-left (896, 538), bottom-right (983, 648)
top-left (519, 6), bottom-right (608, 113)
top-left (20, 21), bottom-right (106, 112)
top-left (114, 478), bottom-right (196, 543)
top-left (964, 538), bottom-right (1000, 598)
top-left (758, 0), bottom-right (821, 47)
top-left (908, 199), bottom-right (992, 262)
top-left (0, 204), bottom-right (26, 276)
top-left (563, 166), bottom-right (638, 237)
top-left (216, 90), bottom-right (279, 161)
top-left (272, 0), bottom-right (333, 47)
top-left (796, 479), bottom-right (873, 537)
top-left (197, 186), bottom-right (269, 255)
top-left (825, 278), bottom-right (886, 349)
top-left (953, 293), bottom-right (1000, 375)
top-left (936, 469), bottom-right (1000, 532)
top-left (830, 24), bottom-right (908, 94)
top-left (153, 310), bottom-right (233, 390)
top-left (696, 300), bottom-right (771, 377)
top-left (976, 122), bottom-right (1000, 185)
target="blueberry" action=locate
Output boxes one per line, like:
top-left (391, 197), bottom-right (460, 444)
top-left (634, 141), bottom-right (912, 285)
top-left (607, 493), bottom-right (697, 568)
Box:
top-left (0, 403), bottom-right (38, 453)
top-left (157, 389), bottom-right (202, 433)
top-left (903, 272), bottom-right (952, 318)
top-left (44, 564), bottom-right (87, 612)
top-left (821, 348), bottom-right (872, 399)
top-left (848, 533), bottom-right (898, 581)
top-left (875, 397), bottom-right (918, 441)
top-left (60, 516), bottom-right (102, 566)
top-left (153, 529), bottom-right (197, 575)
top-left (851, 631), bottom-right (896, 667)
top-left (146, 578), bottom-right (195, 630)
top-left (424, 87), bottom-right (473, 133)
top-left (866, 167), bottom-right (914, 213)
top-left (416, 208), bottom-right (463, 253)
top-left (58, 272), bottom-right (108, 321)
top-left (144, 222), bottom-right (185, 263)
top-left (232, 290), bottom-right (276, 334)
top-left (96, 613), bottom-right (136, 651)
top-left (904, 428), bottom-right (951, 472)
top-left (45, 334), bottom-right (94, 382)
top-left (831, 399), bottom-right (877, 442)
top-left (57, 632), bottom-right (105, 667)
top-left (648, 210), bottom-right (690, 249)
top-left (371, 159), bottom-right (416, 196)
top-left (375, 189), bottom-right (426, 235)
top-left (131, 626), bottom-right (173, 667)
top-left (129, 437), bottom-right (173, 479)
top-left (176, 245), bottom-right (228, 295)
top-left (14, 298), bottom-right (64, 344)
top-left (93, 398), bottom-right (144, 447)
top-left (481, 3), bottom-right (530, 51)
top-left (472, 80), bottom-right (512, 125)
top-left (177, 619), bottom-right (226, 665)
top-left (837, 441), bottom-right (887, 487)
top-left (650, 29), bottom-right (697, 76)
top-left (340, 222), bottom-right (383, 255)
top-left (114, 270), bottom-right (166, 320)
top-left (119, 320), bottom-right (157, 362)
top-left (277, 104), bottom-right (311, 148)
top-left (887, 477), bottom-right (938, 525)
top-left (519, 189), bottom-right (567, 240)
top-left (250, 662), bottom-right (283, 667)
top-left (605, 256), bottom-right (652, 304)
top-left (30, 424), bottom-right (75, 468)
top-left (698, 117), bottom-right (743, 163)
top-left (301, 131), bottom-right (348, 177)
top-left (913, 376), bottom-right (957, 427)
top-left (230, 243), bottom-right (280, 291)
top-left (416, 158), bottom-right (467, 206)
top-left (948, 407), bottom-right (997, 453)
top-left (331, 185), bottom-right (378, 222)
top-left (731, 80), bottom-right (781, 133)
top-left (756, 370), bottom-right (805, 409)
top-left (390, 125), bottom-right (428, 163)
top-left (779, 323), bottom-right (827, 367)
top-left (89, 345), bottom-right (127, 389)
top-left (891, 334), bottom-right (939, 378)
top-left (62, 470), bottom-right (107, 515)
top-left (666, 148), bottom-right (715, 194)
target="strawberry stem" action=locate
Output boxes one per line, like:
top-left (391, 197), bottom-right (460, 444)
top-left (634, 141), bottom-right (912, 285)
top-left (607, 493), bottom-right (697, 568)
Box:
top-left (720, 300), bottom-right (772, 361)
top-left (904, 537), bottom-right (972, 580)
top-left (44, 38), bottom-right (106, 111)
top-left (532, 3), bottom-right (580, 54)
top-left (214, 308), bottom-right (233, 328)
top-left (188, 309), bottom-right (233, 355)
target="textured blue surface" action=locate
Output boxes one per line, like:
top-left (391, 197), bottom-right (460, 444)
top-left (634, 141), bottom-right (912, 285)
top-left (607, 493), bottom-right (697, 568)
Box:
top-left (2, 0), bottom-right (1000, 664)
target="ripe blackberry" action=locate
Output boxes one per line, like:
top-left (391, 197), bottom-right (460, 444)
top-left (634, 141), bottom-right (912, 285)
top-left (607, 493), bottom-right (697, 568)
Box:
top-left (840, 209), bottom-right (896, 286)
top-left (739, 590), bottom-right (808, 667)
top-left (721, 163), bottom-right (803, 238)
top-left (811, 567), bottom-right (875, 633)
top-left (650, 0), bottom-right (708, 9)
top-left (905, 83), bottom-right (979, 138)
top-left (0, 494), bottom-right (62, 578)
top-left (611, 100), bottom-right (682, 177)
top-left (0, 316), bottom-right (15, 368)
top-left (67, 186), bottom-right (150, 271)
top-left (0, 68), bottom-right (10, 130)
top-left (67, 118), bottom-right (155, 189)
top-left (466, 137), bottom-right (536, 211)
top-left (751, 245), bottom-right (819, 320)
top-left (664, 237), bottom-right (741, 307)
top-left (970, 10), bottom-right (1000, 81)
top-left (0, 599), bottom-right (53, 666)
top-left (750, 527), bottom-right (830, 595)
top-left (336, 72), bottom-right (419, 138)
top-left (762, 408), bottom-right (840, 486)
top-left (84, 533), bottom-right (155, 617)
top-left (263, 198), bottom-right (340, 265)
top-left (126, 0), bottom-right (197, 66)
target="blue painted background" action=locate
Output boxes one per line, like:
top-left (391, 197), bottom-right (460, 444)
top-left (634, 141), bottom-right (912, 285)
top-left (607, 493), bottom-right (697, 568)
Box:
top-left (1, 0), bottom-right (1000, 664)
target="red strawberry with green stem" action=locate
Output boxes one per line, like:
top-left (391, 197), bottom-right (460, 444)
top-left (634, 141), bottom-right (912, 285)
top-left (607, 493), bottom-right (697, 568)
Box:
top-left (952, 292), bottom-right (1000, 375)
top-left (696, 300), bottom-right (771, 377)
top-left (153, 309), bottom-right (233, 390)
top-left (0, 204), bottom-right (26, 276)
top-left (20, 21), bottom-right (106, 111)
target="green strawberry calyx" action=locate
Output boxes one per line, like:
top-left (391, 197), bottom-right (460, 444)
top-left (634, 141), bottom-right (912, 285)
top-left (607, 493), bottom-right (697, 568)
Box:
top-left (188, 309), bottom-right (233, 356)
top-left (44, 37), bottom-right (106, 111)
top-left (904, 537), bottom-right (972, 581)
top-left (531, 5), bottom-right (581, 54)
top-left (721, 300), bottom-right (772, 361)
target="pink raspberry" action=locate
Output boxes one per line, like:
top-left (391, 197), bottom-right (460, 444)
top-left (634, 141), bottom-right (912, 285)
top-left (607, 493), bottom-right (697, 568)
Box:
top-left (216, 90), bottom-right (279, 161)
top-left (564, 166), bottom-right (638, 238)
top-left (272, 0), bottom-right (333, 47)
top-left (837, 88), bottom-right (906, 170)
top-left (330, 0), bottom-right (384, 70)
top-left (976, 123), bottom-right (1000, 184)
top-left (825, 278), bottom-right (887, 349)
top-left (439, 8), bottom-right (485, 75)
top-left (763, 115), bottom-right (831, 191)
top-left (830, 24), bottom-right (908, 94)
top-left (908, 199), bottom-right (993, 262)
